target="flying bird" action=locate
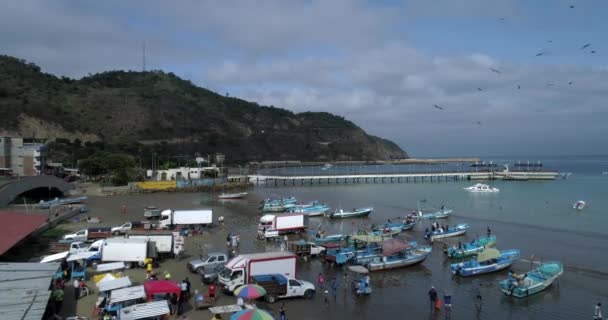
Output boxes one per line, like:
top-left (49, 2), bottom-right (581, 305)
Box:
top-left (591, 50), bottom-right (596, 54)
top-left (569, 5), bottom-right (575, 9)
top-left (580, 43), bottom-right (591, 50)
top-left (547, 83), bottom-right (555, 87)
top-left (499, 17), bottom-right (505, 21)
top-left (489, 67), bottom-right (501, 74)
top-left (536, 52), bottom-right (546, 57)
top-left (433, 104), bottom-right (444, 110)
top-left (568, 81), bottom-right (573, 86)
top-left (477, 88), bottom-right (483, 91)
top-left (547, 40), bottom-right (553, 43)
top-left (476, 121), bottom-right (483, 126)
top-left (517, 85), bottom-right (521, 90)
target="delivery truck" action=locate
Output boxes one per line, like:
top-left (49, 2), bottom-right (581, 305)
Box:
top-left (127, 230), bottom-right (184, 258)
top-left (218, 251), bottom-right (297, 292)
top-left (257, 213), bottom-right (307, 239)
top-left (251, 274), bottom-right (316, 303)
top-left (86, 238), bottom-right (155, 268)
top-left (159, 209), bottom-right (213, 229)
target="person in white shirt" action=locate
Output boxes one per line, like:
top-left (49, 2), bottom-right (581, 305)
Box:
top-left (237, 297), bottom-right (244, 309)
top-left (73, 279), bottom-right (80, 300)
top-left (595, 302), bottom-right (603, 320)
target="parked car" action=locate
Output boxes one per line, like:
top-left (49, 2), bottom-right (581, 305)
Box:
top-left (188, 252), bottom-right (228, 273)
top-left (198, 263), bottom-right (227, 284)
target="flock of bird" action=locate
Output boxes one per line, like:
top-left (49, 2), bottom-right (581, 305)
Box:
top-left (431, 6), bottom-right (597, 126)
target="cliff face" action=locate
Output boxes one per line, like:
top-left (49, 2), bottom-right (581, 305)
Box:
top-left (0, 55), bottom-right (408, 162)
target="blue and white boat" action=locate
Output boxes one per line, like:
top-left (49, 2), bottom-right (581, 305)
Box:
top-left (425, 223), bottom-right (470, 242)
top-left (289, 202), bottom-right (331, 217)
top-left (313, 233), bottom-right (346, 244)
top-left (499, 261), bottom-right (564, 298)
top-left (416, 208), bottom-right (453, 220)
top-left (37, 196), bottom-right (88, 209)
top-left (327, 207), bottom-right (373, 219)
top-left (451, 249), bottom-right (520, 277)
top-left (366, 239), bottom-right (432, 271)
top-left (445, 235), bottom-right (497, 258)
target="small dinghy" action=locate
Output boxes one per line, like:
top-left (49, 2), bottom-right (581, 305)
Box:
top-left (218, 192), bottom-right (248, 200)
top-left (417, 209), bottom-right (453, 219)
top-left (573, 200), bottom-right (586, 210)
top-left (464, 183), bottom-right (499, 193)
top-left (499, 261), bottom-right (564, 298)
top-left (451, 248), bottom-right (520, 277)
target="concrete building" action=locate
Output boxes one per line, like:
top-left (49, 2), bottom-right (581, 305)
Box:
top-left (147, 166), bottom-right (221, 181)
top-left (0, 137), bottom-right (46, 176)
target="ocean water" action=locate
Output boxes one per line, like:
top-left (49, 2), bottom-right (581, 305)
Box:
top-left (232, 156), bottom-right (608, 319)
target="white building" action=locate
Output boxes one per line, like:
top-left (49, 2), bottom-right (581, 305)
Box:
top-left (149, 166), bottom-right (221, 181)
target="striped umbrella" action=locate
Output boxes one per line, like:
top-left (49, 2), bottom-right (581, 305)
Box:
top-left (230, 308), bottom-right (275, 320)
top-left (234, 284), bottom-right (267, 300)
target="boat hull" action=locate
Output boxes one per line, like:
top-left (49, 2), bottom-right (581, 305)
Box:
top-left (367, 249), bottom-right (431, 271)
top-left (446, 236), bottom-right (497, 258)
top-left (329, 208), bottom-right (373, 219)
top-left (498, 261), bottom-right (563, 298)
top-left (428, 224), bottom-right (470, 241)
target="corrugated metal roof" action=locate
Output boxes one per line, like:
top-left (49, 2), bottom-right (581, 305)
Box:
top-left (109, 285), bottom-right (146, 304)
top-left (119, 300), bottom-right (170, 320)
top-left (98, 277), bottom-right (132, 292)
top-left (0, 262), bottom-right (59, 320)
top-left (40, 251), bottom-right (69, 263)
top-left (0, 211), bottom-right (47, 255)
top-left (97, 262), bottom-right (125, 272)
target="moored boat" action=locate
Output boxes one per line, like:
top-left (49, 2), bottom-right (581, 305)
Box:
top-left (366, 239), bottom-right (432, 271)
top-left (218, 192), bottom-right (248, 199)
top-left (499, 261), bottom-right (564, 298)
top-left (425, 223), bottom-right (470, 242)
top-left (445, 235), bottom-right (497, 258)
top-left (573, 200), bottom-right (586, 210)
top-left (464, 183), bottom-right (499, 193)
top-left (313, 234), bottom-right (346, 244)
top-left (416, 209), bottom-right (453, 220)
top-left (451, 248), bottom-right (520, 277)
top-left (37, 196), bottom-right (88, 209)
top-left (327, 207), bottom-right (373, 219)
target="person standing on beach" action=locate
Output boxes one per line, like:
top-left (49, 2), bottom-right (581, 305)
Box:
top-left (428, 286), bottom-right (437, 310)
top-left (595, 302), bottom-right (603, 320)
top-left (73, 278), bottom-right (80, 300)
top-left (279, 303), bottom-right (287, 320)
top-left (331, 277), bottom-right (339, 300)
top-left (487, 226), bottom-right (492, 237)
top-left (317, 273), bottom-right (324, 289)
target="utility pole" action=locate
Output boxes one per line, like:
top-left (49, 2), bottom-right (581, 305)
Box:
top-left (142, 43), bottom-right (146, 72)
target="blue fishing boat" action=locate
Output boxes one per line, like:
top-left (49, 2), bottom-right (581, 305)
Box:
top-left (445, 235), bottom-right (497, 258)
top-left (259, 196), bottom-right (297, 208)
top-left (366, 239), bottom-right (432, 271)
top-left (289, 202), bottom-right (331, 217)
top-left (416, 208), bottom-right (453, 220)
top-left (353, 240), bottom-right (419, 265)
top-left (451, 249), bottom-right (520, 277)
top-left (327, 207), bottom-right (373, 219)
top-left (499, 261), bottom-right (564, 298)
top-left (37, 196), bottom-right (88, 209)
top-left (321, 243), bottom-right (356, 265)
top-left (313, 233), bottom-right (346, 244)
top-left (425, 223), bottom-right (470, 242)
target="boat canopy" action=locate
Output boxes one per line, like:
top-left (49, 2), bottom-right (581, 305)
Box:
top-left (381, 239), bottom-right (410, 256)
top-left (477, 248), bottom-right (500, 262)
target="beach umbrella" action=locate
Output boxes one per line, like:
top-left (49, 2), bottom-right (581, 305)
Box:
top-left (230, 308), bottom-right (275, 320)
top-left (234, 284), bottom-right (267, 300)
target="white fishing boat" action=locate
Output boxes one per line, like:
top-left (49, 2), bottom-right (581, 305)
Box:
top-left (327, 207), bottom-right (373, 219)
top-left (464, 183), bottom-right (499, 193)
top-left (218, 192), bottom-right (248, 200)
top-left (573, 200), bottom-right (586, 210)
top-left (321, 164), bottom-right (334, 171)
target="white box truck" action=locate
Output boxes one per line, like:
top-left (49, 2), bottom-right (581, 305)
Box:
top-left (127, 230), bottom-right (183, 258)
top-left (257, 213), bottom-right (307, 239)
top-left (100, 238), bottom-right (154, 266)
top-left (218, 251), bottom-right (297, 292)
top-left (159, 209), bottom-right (213, 229)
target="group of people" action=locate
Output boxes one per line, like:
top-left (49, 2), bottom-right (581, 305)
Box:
top-left (428, 286), bottom-right (452, 312)
top-left (431, 221), bottom-right (450, 233)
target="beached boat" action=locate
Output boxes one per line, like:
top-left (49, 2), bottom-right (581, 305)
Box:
top-left (218, 192), bottom-right (248, 200)
top-left (464, 183), bottom-right (499, 193)
top-left (366, 239), bottom-right (432, 271)
top-left (451, 248), bottom-right (520, 277)
top-left (425, 223), bottom-right (470, 242)
top-left (313, 234), bottom-right (346, 244)
top-left (261, 202), bottom-right (296, 213)
top-left (499, 261), bottom-right (564, 298)
top-left (289, 202), bottom-right (331, 217)
top-left (259, 196), bottom-right (297, 208)
top-left (37, 196), bottom-right (88, 209)
top-left (327, 207), bottom-right (373, 219)
top-left (573, 200), bottom-right (586, 210)
top-left (352, 240), bottom-right (419, 265)
top-left (445, 235), bottom-right (497, 258)
top-left (321, 243), bottom-right (356, 265)
top-left (416, 209), bottom-right (453, 220)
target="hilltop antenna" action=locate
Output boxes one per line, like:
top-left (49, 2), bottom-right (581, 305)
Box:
top-left (142, 42), bottom-right (146, 72)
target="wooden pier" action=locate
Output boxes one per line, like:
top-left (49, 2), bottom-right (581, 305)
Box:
top-left (246, 171), bottom-right (559, 186)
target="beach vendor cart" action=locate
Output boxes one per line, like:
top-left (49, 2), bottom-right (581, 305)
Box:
top-left (348, 265), bottom-right (372, 296)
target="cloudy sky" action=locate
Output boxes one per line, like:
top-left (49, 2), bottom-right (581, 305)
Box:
top-left (2, 0), bottom-right (607, 157)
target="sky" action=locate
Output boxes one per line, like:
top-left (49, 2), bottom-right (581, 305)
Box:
top-left (1, 0), bottom-right (607, 157)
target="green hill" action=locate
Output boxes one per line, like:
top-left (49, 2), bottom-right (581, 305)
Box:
top-left (0, 55), bottom-right (407, 164)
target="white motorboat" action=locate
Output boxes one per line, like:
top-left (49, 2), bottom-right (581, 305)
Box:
top-left (218, 192), bottom-right (248, 200)
top-left (464, 183), bottom-right (499, 193)
top-left (573, 200), bottom-right (586, 210)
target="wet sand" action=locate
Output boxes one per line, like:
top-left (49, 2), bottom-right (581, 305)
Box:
top-left (56, 191), bottom-right (608, 320)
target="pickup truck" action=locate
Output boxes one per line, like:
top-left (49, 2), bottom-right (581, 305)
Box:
top-left (287, 241), bottom-right (325, 257)
top-left (251, 274), bottom-right (316, 303)
top-left (188, 252), bottom-right (228, 274)
top-left (63, 228), bottom-right (112, 242)
top-left (111, 221), bottom-right (156, 235)
top-left (48, 241), bottom-right (90, 254)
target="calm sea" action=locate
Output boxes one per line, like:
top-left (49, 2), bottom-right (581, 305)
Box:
top-left (228, 156), bottom-right (608, 320)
